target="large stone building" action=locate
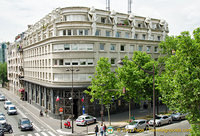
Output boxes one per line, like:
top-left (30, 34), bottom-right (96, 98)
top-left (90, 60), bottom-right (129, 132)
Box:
top-left (7, 6), bottom-right (168, 118)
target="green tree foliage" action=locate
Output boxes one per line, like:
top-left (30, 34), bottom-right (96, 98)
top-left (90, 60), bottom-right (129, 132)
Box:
top-left (0, 63), bottom-right (8, 87)
top-left (85, 57), bottom-right (119, 105)
top-left (158, 28), bottom-right (200, 135)
top-left (116, 51), bottom-right (157, 105)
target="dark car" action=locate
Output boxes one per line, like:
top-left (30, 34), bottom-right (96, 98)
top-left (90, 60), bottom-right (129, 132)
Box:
top-left (0, 129), bottom-right (4, 136)
top-left (18, 118), bottom-right (33, 131)
top-left (0, 123), bottom-right (13, 134)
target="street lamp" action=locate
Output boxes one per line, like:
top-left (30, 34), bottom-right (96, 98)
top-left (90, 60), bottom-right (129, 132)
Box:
top-left (66, 67), bottom-right (79, 133)
top-left (118, 59), bottom-right (156, 136)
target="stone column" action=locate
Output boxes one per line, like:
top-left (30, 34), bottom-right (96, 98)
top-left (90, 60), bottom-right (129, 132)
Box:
top-left (50, 89), bottom-right (55, 113)
top-left (39, 86), bottom-right (42, 106)
top-left (44, 88), bottom-right (47, 109)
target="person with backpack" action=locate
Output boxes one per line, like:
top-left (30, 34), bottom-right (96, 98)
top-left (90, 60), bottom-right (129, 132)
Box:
top-left (94, 125), bottom-right (99, 136)
top-left (100, 124), bottom-right (104, 136)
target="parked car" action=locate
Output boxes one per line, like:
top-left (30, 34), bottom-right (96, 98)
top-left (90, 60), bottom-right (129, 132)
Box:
top-left (18, 118), bottom-right (33, 131)
top-left (171, 113), bottom-right (186, 121)
top-left (148, 115), bottom-right (172, 127)
top-left (0, 96), bottom-right (5, 101)
top-left (0, 113), bottom-right (5, 118)
top-left (76, 114), bottom-right (96, 126)
top-left (0, 129), bottom-right (4, 136)
top-left (125, 119), bottom-right (149, 133)
top-left (7, 105), bottom-right (17, 115)
top-left (0, 123), bottom-right (13, 133)
top-left (4, 101), bottom-right (12, 110)
top-left (0, 116), bottom-right (6, 125)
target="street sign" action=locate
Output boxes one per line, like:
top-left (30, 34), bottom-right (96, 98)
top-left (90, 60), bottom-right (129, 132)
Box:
top-left (107, 126), bottom-right (114, 134)
top-left (59, 107), bottom-right (63, 112)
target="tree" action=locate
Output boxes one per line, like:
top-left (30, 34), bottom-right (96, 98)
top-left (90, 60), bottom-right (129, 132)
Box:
top-left (158, 28), bottom-right (200, 135)
top-left (85, 57), bottom-right (119, 125)
top-left (0, 63), bottom-right (8, 87)
top-left (116, 51), bottom-right (156, 120)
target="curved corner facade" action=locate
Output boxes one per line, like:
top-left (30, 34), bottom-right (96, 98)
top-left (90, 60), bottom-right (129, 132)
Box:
top-left (7, 7), bottom-right (168, 118)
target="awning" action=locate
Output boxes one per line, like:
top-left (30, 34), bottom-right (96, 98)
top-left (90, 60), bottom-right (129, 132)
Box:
top-left (19, 89), bottom-right (25, 92)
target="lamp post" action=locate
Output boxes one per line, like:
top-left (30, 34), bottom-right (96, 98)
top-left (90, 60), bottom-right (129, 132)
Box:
top-left (66, 67), bottom-right (79, 133)
top-left (118, 59), bottom-right (156, 136)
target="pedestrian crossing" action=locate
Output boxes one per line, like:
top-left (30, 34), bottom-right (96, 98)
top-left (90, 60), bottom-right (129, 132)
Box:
top-left (15, 131), bottom-right (63, 136)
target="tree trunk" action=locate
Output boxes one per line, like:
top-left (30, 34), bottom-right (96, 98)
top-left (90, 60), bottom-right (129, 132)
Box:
top-left (129, 101), bottom-right (131, 121)
top-left (148, 100), bottom-right (151, 116)
top-left (107, 107), bottom-right (111, 126)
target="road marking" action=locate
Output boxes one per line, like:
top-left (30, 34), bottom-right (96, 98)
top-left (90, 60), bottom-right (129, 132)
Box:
top-left (35, 133), bottom-right (40, 136)
top-left (48, 131), bottom-right (56, 136)
top-left (41, 132), bottom-right (48, 136)
top-left (1, 91), bottom-right (57, 134)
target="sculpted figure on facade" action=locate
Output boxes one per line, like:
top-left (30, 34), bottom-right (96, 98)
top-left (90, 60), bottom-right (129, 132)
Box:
top-left (88, 7), bottom-right (98, 36)
top-left (145, 17), bottom-right (152, 40)
top-left (110, 10), bottom-right (117, 25)
top-left (129, 13), bottom-right (136, 38)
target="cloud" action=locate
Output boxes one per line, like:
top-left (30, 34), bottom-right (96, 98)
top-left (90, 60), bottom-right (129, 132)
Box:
top-left (0, 0), bottom-right (200, 42)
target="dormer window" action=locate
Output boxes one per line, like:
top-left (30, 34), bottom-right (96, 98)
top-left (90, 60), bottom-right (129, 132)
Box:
top-left (101, 17), bottom-right (106, 23)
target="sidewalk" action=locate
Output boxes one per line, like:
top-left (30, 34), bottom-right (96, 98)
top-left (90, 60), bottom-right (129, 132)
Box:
top-left (0, 87), bottom-right (167, 135)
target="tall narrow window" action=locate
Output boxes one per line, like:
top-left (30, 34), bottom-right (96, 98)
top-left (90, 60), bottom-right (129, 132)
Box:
top-left (63, 30), bottom-right (66, 35)
top-left (59, 59), bottom-right (63, 65)
top-left (125, 32), bottom-right (130, 38)
top-left (138, 46), bottom-right (143, 51)
top-left (157, 36), bottom-right (161, 41)
top-left (100, 43), bottom-right (105, 51)
top-left (130, 45), bottom-right (135, 52)
top-left (134, 34), bottom-right (138, 39)
top-left (101, 17), bottom-right (106, 23)
top-left (110, 44), bottom-right (116, 51)
top-left (95, 30), bottom-right (100, 36)
top-left (106, 31), bottom-right (111, 37)
top-left (111, 58), bottom-right (116, 65)
top-left (142, 34), bottom-right (146, 40)
top-left (85, 29), bottom-right (89, 35)
top-left (120, 45), bottom-right (125, 51)
top-left (64, 44), bottom-right (70, 50)
top-left (154, 47), bottom-right (158, 53)
top-left (78, 30), bottom-right (84, 35)
top-left (147, 46), bottom-right (151, 52)
top-left (68, 30), bottom-right (72, 35)
top-left (116, 32), bottom-right (121, 38)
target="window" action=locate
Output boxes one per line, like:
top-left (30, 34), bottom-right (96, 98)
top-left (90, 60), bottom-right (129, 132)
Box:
top-left (106, 31), bottom-right (111, 37)
top-left (71, 44), bottom-right (78, 50)
top-left (151, 35), bottom-right (154, 40)
top-left (147, 46), bottom-right (151, 52)
top-left (63, 30), bottom-right (66, 35)
top-left (85, 29), bottom-right (89, 35)
top-left (120, 45), bottom-right (125, 51)
top-left (111, 58), bottom-right (115, 65)
top-left (87, 59), bottom-right (93, 65)
top-left (110, 44), bottom-right (116, 51)
top-left (138, 24), bottom-right (141, 28)
top-left (65, 62), bottom-right (70, 65)
top-left (72, 62), bottom-right (78, 65)
top-left (73, 29), bottom-right (77, 35)
top-left (138, 46), bottom-right (143, 51)
top-left (142, 34), bottom-right (146, 40)
top-left (125, 32), bottom-right (130, 38)
top-left (64, 44), bottom-right (70, 50)
top-left (87, 44), bottom-right (93, 51)
top-left (54, 60), bottom-right (58, 65)
top-left (157, 36), bottom-right (161, 41)
top-left (154, 47), bottom-right (158, 53)
top-left (116, 32), bottom-right (121, 38)
top-left (100, 43), bottom-right (105, 51)
top-left (134, 34), bottom-right (138, 39)
top-left (59, 59), bottom-right (63, 65)
top-left (78, 30), bottom-right (83, 35)
top-left (80, 59), bottom-right (86, 65)
top-left (79, 44), bottom-right (87, 51)
top-left (68, 30), bottom-right (72, 35)
top-left (95, 30), bottom-right (100, 36)
top-left (101, 17), bottom-right (106, 23)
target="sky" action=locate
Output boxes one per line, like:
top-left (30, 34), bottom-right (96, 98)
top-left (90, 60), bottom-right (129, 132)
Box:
top-left (0, 0), bottom-right (200, 42)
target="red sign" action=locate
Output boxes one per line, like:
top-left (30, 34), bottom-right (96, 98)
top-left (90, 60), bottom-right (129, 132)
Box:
top-left (59, 108), bottom-right (63, 112)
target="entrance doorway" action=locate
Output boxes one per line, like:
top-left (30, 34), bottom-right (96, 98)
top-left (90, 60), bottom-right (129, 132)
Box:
top-left (73, 99), bottom-right (78, 118)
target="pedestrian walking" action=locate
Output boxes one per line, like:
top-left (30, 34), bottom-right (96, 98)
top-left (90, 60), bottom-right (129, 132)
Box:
top-left (45, 109), bottom-right (48, 117)
top-left (94, 125), bottom-right (99, 136)
top-left (100, 124), bottom-right (104, 136)
top-left (103, 124), bottom-right (107, 136)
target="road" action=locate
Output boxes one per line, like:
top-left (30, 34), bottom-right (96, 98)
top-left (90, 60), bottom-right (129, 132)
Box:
top-left (0, 90), bottom-right (60, 136)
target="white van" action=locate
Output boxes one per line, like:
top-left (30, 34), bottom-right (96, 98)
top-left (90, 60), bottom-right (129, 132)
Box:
top-left (7, 105), bottom-right (17, 115)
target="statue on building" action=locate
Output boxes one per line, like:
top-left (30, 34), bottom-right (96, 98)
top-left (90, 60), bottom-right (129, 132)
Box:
top-left (88, 7), bottom-right (98, 36)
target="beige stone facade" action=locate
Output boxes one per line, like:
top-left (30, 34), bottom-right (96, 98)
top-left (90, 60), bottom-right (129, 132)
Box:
top-left (8, 7), bottom-right (168, 118)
